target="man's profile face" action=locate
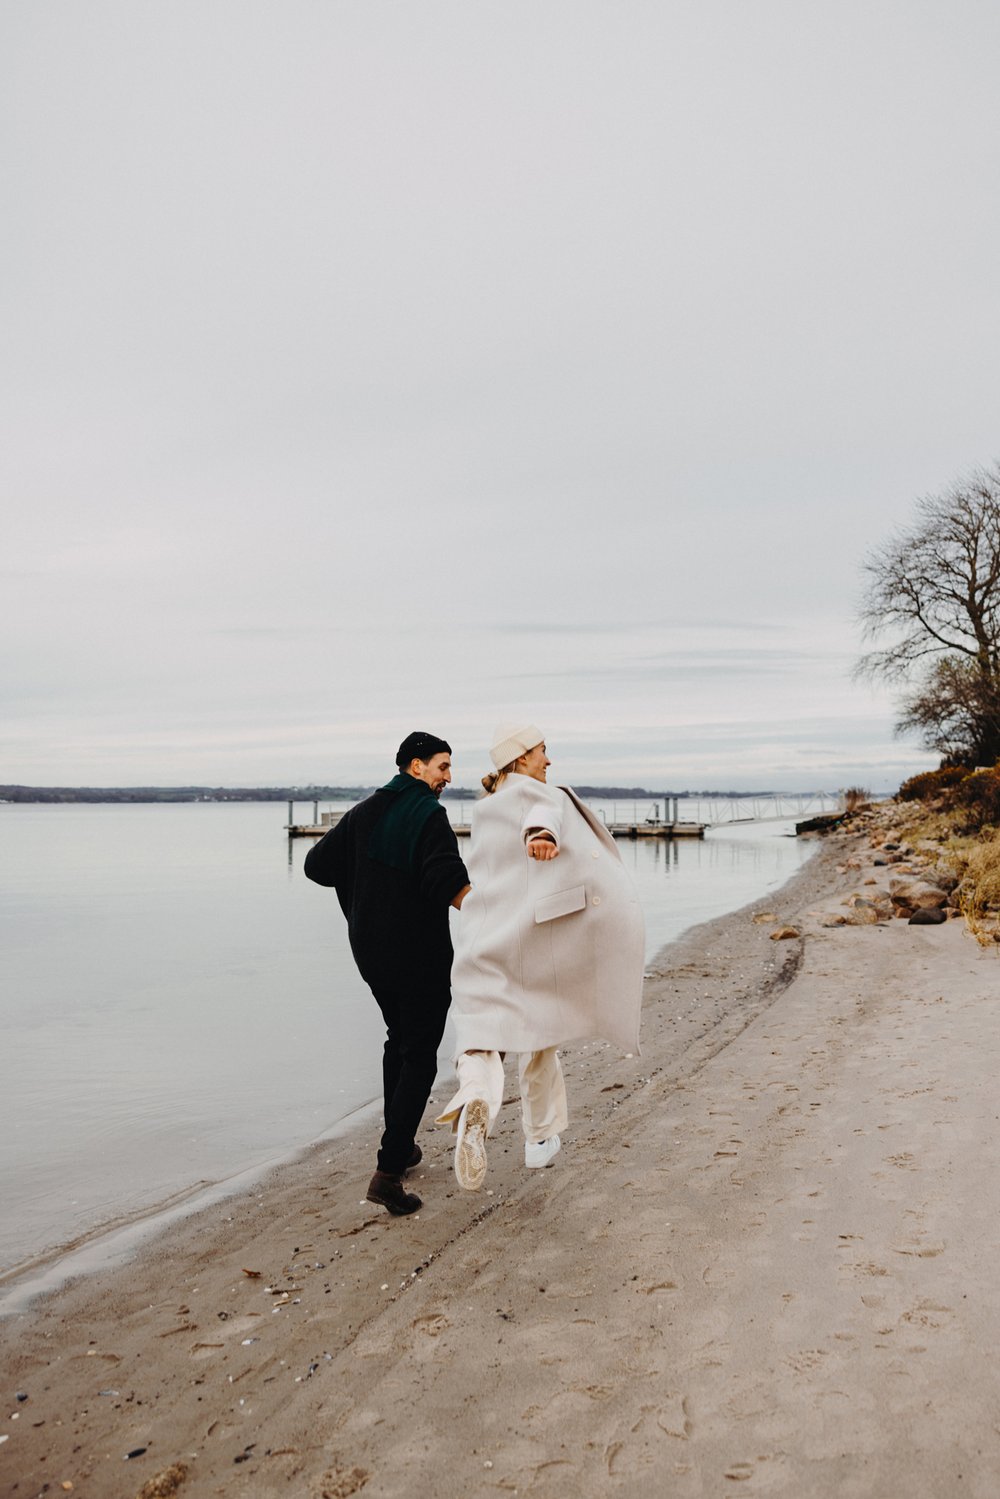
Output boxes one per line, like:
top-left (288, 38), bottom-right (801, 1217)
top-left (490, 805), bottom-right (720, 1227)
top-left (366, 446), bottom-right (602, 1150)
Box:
top-left (407, 752), bottom-right (452, 796)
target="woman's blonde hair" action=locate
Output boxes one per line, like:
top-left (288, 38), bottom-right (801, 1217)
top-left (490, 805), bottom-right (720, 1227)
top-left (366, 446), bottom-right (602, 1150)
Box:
top-left (481, 758), bottom-right (519, 795)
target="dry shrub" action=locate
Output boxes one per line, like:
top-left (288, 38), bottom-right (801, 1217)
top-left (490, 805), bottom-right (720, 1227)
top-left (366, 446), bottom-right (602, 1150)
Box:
top-left (962, 836), bottom-right (1000, 905)
top-left (897, 765), bottom-right (1000, 836)
top-left (897, 767), bottom-right (967, 802)
top-left (948, 767), bottom-right (1000, 830)
top-left (843, 786), bottom-right (871, 812)
top-left (952, 831), bottom-right (1000, 946)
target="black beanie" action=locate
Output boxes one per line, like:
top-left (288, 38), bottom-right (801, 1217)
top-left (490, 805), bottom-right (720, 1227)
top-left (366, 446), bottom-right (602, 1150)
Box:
top-left (395, 730), bottom-right (452, 768)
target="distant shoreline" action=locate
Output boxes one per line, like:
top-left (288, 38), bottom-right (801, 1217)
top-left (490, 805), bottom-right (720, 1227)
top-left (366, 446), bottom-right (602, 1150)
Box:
top-left (0, 783), bottom-right (816, 804)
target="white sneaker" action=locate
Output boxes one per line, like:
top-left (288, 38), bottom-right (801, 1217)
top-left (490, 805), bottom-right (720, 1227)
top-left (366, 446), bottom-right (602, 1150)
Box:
top-left (454, 1098), bottom-right (489, 1190)
top-left (525, 1135), bottom-right (561, 1169)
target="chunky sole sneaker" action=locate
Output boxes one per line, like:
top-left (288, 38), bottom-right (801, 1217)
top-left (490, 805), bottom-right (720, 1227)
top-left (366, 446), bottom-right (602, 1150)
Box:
top-left (525, 1135), bottom-right (561, 1169)
top-left (454, 1098), bottom-right (489, 1190)
top-left (366, 1171), bottom-right (422, 1216)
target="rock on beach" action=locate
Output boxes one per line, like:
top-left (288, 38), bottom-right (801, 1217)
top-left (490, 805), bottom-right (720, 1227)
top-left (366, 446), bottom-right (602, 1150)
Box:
top-left (889, 875), bottom-right (950, 917)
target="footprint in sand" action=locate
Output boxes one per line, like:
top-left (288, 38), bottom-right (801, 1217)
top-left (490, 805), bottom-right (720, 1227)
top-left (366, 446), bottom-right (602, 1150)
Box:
top-left (313, 1466), bottom-right (369, 1499)
top-left (843, 1262), bottom-right (890, 1279)
top-left (901, 1300), bottom-right (953, 1329)
top-left (413, 1312), bottom-right (450, 1337)
top-left (656, 1393), bottom-right (693, 1440)
top-left (784, 1348), bottom-right (828, 1372)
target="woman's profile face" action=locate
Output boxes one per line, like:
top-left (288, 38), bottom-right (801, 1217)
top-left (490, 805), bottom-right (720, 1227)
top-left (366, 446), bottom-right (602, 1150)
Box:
top-left (517, 742), bottom-right (550, 783)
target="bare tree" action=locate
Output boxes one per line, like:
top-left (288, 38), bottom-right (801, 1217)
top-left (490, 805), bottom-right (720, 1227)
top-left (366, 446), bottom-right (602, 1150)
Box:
top-left (893, 655), bottom-right (1000, 765)
top-left (857, 465), bottom-right (1000, 766)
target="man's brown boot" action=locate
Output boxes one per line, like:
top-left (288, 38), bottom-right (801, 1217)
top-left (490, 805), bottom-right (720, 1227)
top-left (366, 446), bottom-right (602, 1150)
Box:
top-left (366, 1170), bottom-right (422, 1216)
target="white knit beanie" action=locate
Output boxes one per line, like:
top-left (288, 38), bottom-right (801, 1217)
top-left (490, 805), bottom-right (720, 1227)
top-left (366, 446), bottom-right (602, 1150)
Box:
top-left (490, 722), bottom-right (544, 770)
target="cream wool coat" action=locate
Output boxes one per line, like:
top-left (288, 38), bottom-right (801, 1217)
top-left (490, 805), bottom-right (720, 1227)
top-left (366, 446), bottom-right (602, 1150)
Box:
top-left (450, 775), bottom-right (645, 1056)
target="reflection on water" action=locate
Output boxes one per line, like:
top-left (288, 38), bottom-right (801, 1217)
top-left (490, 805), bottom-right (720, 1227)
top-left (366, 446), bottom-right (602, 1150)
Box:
top-left (613, 819), bottom-right (813, 957)
top-left (0, 800), bottom-right (812, 1278)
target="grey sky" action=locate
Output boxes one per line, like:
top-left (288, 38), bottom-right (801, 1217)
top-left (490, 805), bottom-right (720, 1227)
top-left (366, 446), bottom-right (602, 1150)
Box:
top-left (4, 1), bottom-right (999, 791)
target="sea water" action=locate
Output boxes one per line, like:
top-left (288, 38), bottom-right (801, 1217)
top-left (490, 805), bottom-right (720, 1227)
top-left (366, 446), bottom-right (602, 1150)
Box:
top-left (0, 799), bottom-right (814, 1278)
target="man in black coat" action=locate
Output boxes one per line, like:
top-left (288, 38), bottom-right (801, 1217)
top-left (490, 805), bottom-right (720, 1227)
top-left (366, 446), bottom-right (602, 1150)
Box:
top-left (305, 731), bottom-right (470, 1215)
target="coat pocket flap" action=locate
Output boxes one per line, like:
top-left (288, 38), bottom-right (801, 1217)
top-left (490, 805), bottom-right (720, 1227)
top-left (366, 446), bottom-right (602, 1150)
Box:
top-left (534, 884), bottom-right (587, 924)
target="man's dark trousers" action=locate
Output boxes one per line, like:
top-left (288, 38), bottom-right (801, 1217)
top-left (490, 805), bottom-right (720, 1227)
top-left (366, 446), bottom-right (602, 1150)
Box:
top-left (372, 986), bottom-right (452, 1175)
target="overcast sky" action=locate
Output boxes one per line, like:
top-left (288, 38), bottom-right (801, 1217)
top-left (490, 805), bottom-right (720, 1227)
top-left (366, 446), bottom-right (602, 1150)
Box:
top-left (4, 1), bottom-right (999, 792)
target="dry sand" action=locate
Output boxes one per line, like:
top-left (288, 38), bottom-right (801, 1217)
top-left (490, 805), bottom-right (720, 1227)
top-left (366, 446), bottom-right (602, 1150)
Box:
top-left (4, 821), bottom-right (1000, 1497)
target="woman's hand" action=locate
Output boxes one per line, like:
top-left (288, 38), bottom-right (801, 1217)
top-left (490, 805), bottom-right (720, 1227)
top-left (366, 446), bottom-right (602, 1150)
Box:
top-left (526, 836), bottom-right (559, 861)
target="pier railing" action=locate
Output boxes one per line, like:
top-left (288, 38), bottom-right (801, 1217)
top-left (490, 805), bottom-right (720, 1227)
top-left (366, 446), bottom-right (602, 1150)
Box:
top-left (596, 791), bottom-right (845, 828)
top-left (286, 790), bottom-right (845, 838)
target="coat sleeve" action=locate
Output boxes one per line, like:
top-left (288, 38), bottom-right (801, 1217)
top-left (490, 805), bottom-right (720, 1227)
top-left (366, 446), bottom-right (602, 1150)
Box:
top-left (517, 786), bottom-right (564, 849)
top-left (303, 813), bottom-right (352, 889)
top-left (415, 807), bottom-right (471, 906)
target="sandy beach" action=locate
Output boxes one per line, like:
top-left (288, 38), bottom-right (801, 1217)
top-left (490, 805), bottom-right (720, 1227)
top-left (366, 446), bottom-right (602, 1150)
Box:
top-left (4, 817), bottom-right (1000, 1498)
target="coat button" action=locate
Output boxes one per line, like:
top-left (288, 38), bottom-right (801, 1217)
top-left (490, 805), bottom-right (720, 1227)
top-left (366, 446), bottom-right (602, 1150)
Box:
top-left (591, 850), bottom-right (599, 859)
top-left (591, 896), bottom-right (601, 905)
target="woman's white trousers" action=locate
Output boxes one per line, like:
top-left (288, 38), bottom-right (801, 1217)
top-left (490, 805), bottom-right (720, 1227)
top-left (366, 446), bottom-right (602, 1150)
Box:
top-left (437, 1048), bottom-right (568, 1143)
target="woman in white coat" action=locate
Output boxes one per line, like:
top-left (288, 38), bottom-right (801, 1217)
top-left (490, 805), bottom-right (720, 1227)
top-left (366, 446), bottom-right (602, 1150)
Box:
top-left (437, 724), bottom-right (645, 1190)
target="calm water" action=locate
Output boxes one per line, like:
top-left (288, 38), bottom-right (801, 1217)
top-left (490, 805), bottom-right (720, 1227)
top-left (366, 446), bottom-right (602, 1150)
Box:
top-left (0, 800), bottom-right (814, 1278)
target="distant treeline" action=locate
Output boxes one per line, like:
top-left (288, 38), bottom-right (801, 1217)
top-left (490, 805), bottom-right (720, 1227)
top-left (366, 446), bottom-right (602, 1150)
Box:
top-left (0, 785), bottom-right (377, 804)
top-left (1, 784), bottom-right (780, 804)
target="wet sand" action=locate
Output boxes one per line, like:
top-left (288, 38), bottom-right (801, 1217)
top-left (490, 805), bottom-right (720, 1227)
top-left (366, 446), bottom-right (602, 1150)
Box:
top-left (4, 823), bottom-right (1000, 1496)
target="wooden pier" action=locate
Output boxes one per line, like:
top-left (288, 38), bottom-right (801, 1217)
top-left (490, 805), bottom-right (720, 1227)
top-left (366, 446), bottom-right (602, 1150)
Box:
top-left (287, 790), bottom-right (845, 840)
top-left (602, 820), bottom-right (705, 839)
top-left (286, 806), bottom-right (706, 840)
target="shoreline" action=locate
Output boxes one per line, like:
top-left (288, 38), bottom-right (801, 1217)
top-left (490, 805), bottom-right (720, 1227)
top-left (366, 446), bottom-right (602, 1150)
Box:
top-left (0, 1099), bottom-right (388, 1318)
top-left (0, 825), bottom-right (812, 1306)
top-left (7, 821), bottom-right (999, 1494)
top-left (1, 807), bottom-right (810, 1287)
top-left (0, 839), bottom-right (833, 1475)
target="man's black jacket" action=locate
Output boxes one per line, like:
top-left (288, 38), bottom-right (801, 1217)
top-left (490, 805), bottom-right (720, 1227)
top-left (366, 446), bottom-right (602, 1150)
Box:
top-left (303, 781), bottom-right (470, 994)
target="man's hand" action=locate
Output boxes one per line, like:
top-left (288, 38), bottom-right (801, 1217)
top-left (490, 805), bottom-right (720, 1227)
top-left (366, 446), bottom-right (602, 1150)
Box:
top-left (451, 883), bottom-right (471, 909)
top-left (526, 837), bottom-right (559, 861)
